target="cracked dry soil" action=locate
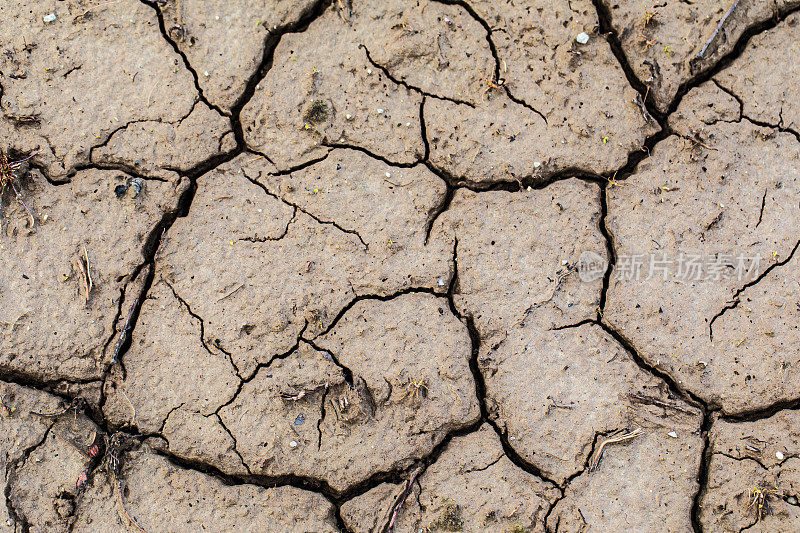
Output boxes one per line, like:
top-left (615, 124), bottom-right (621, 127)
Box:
top-left (1, 0), bottom-right (799, 531)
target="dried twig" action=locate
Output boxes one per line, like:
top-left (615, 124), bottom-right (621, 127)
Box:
top-left (278, 383), bottom-right (328, 401)
top-left (628, 393), bottom-right (695, 415)
top-left (589, 427), bottom-right (643, 472)
top-left (74, 0), bottom-right (122, 22)
top-left (681, 135), bottom-right (717, 151)
top-left (696, 0), bottom-right (740, 60)
top-left (216, 283), bottom-right (244, 302)
top-left (31, 397), bottom-right (87, 419)
top-left (386, 466), bottom-right (423, 532)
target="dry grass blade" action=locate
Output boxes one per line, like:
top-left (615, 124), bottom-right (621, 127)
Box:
top-left (116, 479), bottom-right (147, 532)
top-left (589, 427), bottom-right (643, 472)
top-left (75, 245), bottom-right (93, 304)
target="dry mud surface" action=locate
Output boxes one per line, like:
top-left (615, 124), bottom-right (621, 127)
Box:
top-left (1, 1), bottom-right (799, 532)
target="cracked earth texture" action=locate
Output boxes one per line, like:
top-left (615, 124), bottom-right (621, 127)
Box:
top-left (1, 0), bottom-right (799, 531)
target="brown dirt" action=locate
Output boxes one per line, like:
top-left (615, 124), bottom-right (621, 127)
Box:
top-left (1, 0), bottom-right (799, 531)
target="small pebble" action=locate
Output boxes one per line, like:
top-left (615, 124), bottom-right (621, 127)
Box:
top-left (668, 431), bottom-right (678, 438)
top-left (43, 13), bottom-right (57, 23)
top-left (385, 171), bottom-right (391, 178)
top-left (576, 32), bottom-right (590, 44)
top-left (533, 161), bottom-right (541, 168)
top-left (204, 71), bottom-right (209, 77)
top-left (406, 122), bottom-right (411, 127)
top-left (346, 113), bottom-right (352, 120)
top-left (776, 451), bottom-right (785, 460)
top-left (294, 414), bottom-right (305, 426)
top-left (437, 278), bottom-right (446, 287)
top-left (788, 496), bottom-right (798, 505)
top-left (366, 68), bottom-right (372, 75)
top-left (289, 440), bottom-right (298, 448)
top-left (377, 108), bottom-right (384, 114)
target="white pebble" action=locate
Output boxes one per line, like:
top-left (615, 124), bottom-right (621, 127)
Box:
top-left (377, 108), bottom-right (384, 114)
top-left (437, 279), bottom-right (446, 287)
top-left (289, 440), bottom-right (298, 448)
top-left (668, 431), bottom-right (678, 438)
top-left (43, 13), bottom-right (57, 23)
top-left (406, 122), bottom-right (411, 127)
top-left (385, 172), bottom-right (391, 178)
top-left (576, 32), bottom-right (590, 44)
top-left (204, 71), bottom-right (209, 77)
top-left (346, 113), bottom-right (352, 120)
top-left (366, 68), bottom-right (372, 75)
top-left (533, 161), bottom-right (541, 168)
top-left (776, 451), bottom-right (785, 460)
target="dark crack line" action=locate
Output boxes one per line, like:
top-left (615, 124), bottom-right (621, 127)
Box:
top-left (319, 141), bottom-right (421, 169)
top-left (239, 207), bottom-right (297, 243)
top-left (755, 189), bottom-right (767, 229)
top-left (446, 238), bottom-right (562, 490)
top-left (69, 162), bottom-right (169, 183)
top-left (432, 0), bottom-right (547, 123)
top-left (543, 430), bottom-right (610, 531)
top-left (87, 98), bottom-right (202, 166)
top-left (597, 183), bottom-right (615, 314)
top-left (709, 238), bottom-right (800, 341)
top-left (0, 371), bottom-right (101, 396)
top-left (418, 97), bottom-right (430, 164)
top-left (241, 168), bottom-right (368, 250)
top-left (230, 0), bottom-right (331, 147)
top-left (164, 279), bottom-right (243, 378)
top-left (214, 321), bottom-right (309, 416)
top-left (316, 385), bottom-right (331, 451)
top-left (740, 114), bottom-right (800, 145)
top-left (664, 3), bottom-right (800, 119)
top-left (4, 422), bottom-right (55, 533)
top-left (305, 286), bottom-right (446, 340)
top-left (214, 412), bottom-right (251, 474)
top-left (262, 150), bottom-right (331, 177)
top-left (597, 319), bottom-right (707, 410)
top-left (720, 394), bottom-right (800, 424)
top-left (157, 402), bottom-right (186, 436)
top-left (138, 1), bottom-right (226, 116)
top-left (590, 0), bottom-right (664, 122)
top-left (711, 79), bottom-right (744, 120)
top-left (691, 411), bottom-right (714, 533)
top-left (359, 45), bottom-right (475, 108)
top-left (301, 339), bottom-right (355, 388)
top-left (421, 157), bottom-right (608, 241)
top-left (716, 451), bottom-right (769, 471)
